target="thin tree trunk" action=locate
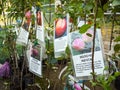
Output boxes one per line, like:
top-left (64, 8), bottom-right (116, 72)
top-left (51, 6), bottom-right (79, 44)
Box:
top-left (109, 13), bottom-right (115, 50)
top-left (47, 0), bottom-right (52, 78)
top-left (91, 0), bottom-right (98, 90)
top-left (1, 1), bottom-right (6, 27)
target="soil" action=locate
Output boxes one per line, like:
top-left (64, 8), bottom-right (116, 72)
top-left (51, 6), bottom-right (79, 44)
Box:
top-left (0, 62), bottom-right (117, 90)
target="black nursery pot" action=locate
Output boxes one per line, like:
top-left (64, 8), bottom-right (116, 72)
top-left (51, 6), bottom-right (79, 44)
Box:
top-left (114, 75), bottom-right (120, 90)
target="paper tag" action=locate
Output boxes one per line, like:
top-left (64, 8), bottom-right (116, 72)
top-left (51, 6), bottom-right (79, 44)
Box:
top-left (54, 14), bottom-right (69, 58)
top-left (69, 28), bottom-right (105, 78)
top-left (36, 12), bottom-right (45, 45)
top-left (29, 43), bottom-right (42, 77)
top-left (29, 57), bottom-right (42, 77)
top-left (16, 27), bottom-right (29, 46)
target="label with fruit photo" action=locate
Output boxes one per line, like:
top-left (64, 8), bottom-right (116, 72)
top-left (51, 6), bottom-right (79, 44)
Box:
top-left (69, 27), bottom-right (105, 78)
top-left (54, 14), bottom-right (69, 58)
top-left (29, 42), bottom-right (42, 77)
top-left (36, 11), bottom-right (45, 45)
top-left (16, 27), bottom-right (29, 46)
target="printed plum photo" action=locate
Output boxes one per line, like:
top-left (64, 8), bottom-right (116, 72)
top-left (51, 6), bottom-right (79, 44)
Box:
top-left (70, 30), bottom-right (100, 56)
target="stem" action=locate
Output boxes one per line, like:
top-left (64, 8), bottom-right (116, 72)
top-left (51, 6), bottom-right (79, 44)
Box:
top-left (91, 0), bottom-right (98, 90)
top-left (44, 14), bottom-right (49, 25)
top-left (46, 0), bottom-right (52, 78)
top-left (20, 46), bottom-right (27, 90)
top-left (1, 0), bottom-right (6, 27)
top-left (84, 0), bottom-right (87, 24)
top-left (109, 13), bottom-right (115, 50)
top-left (49, 0), bottom-right (52, 27)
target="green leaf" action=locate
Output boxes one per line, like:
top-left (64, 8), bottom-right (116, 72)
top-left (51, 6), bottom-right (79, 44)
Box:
top-left (90, 80), bottom-right (97, 86)
top-left (104, 66), bottom-right (109, 71)
top-left (114, 36), bottom-right (120, 42)
top-left (97, 8), bottom-right (104, 18)
top-left (114, 72), bottom-right (120, 77)
top-left (62, 71), bottom-right (70, 80)
top-left (84, 2), bottom-right (94, 11)
top-left (96, 75), bottom-right (105, 83)
top-left (112, 0), bottom-right (120, 6)
top-left (103, 2), bottom-right (109, 11)
top-left (107, 75), bottom-right (116, 84)
top-left (114, 44), bottom-right (120, 52)
top-left (65, 46), bottom-right (71, 56)
top-left (79, 24), bottom-right (91, 34)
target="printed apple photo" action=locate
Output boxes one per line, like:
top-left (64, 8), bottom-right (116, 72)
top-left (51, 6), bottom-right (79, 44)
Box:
top-left (22, 9), bottom-right (32, 31)
top-left (70, 29), bottom-right (100, 56)
top-left (55, 17), bottom-right (67, 38)
top-left (36, 10), bottom-right (42, 26)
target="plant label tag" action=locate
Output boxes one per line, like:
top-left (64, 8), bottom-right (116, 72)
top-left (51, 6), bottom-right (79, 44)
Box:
top-left (36, 12), bottom-right (45, 45)
top-left (69, 28), bottom-right (105, 79)
top-left (29, 43), bottom-right (42, 77)
top-left (54, 14), bottom-right (69, 58)
top-left (29, 57), bottom-right (42, 77)
top-left (16, 27), bottom-right (29, 46)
